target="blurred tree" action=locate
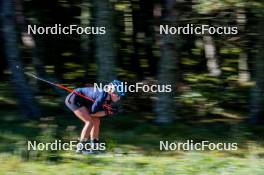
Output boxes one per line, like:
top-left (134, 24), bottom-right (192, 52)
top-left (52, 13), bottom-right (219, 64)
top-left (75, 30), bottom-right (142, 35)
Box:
top-left (15, 0), bottom-right (46, 80)
top-left (15, 0), bottom-right (65, 98)
top-left (131, 0), bottom-right (144, 79)
top-left (0, 35), bottom-right (6, 78)
top-left (203, 34), bottom-right (221, 76)
top-left (130, 0), bottom-right (157, 79)
top-left (236, 8), bottom-right (250, 83)
top-left (80, 0), bottom-right (92, 81)
top-left (155, 0), bottom-right (178, 123)
top-left (250, 18), bottom-right (264, 124)
top-left (93, 0), bottom-right (116, 83)
top-left (142, 0), bottom-right (157, 77)
top-left (1, 0), bottom-right (40, 118)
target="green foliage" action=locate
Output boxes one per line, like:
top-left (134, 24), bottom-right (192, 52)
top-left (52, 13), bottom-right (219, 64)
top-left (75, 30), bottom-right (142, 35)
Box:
top-left (0, 110), bottom-right (263, 174)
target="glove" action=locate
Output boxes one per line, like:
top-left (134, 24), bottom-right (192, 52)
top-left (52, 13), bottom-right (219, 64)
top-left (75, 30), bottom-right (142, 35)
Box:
top-left (103, 105), bottom-right (114, 116)
top-left (103, 105), bottom-right (118, 116)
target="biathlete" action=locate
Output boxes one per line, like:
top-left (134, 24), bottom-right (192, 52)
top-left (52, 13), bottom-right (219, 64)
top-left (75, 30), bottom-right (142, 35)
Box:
top-left (65, 80), bottom-right (125, 154)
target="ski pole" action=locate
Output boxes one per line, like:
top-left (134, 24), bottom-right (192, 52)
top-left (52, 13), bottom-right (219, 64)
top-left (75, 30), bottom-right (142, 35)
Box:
top-left (16, 66), bottom-right (113, 110)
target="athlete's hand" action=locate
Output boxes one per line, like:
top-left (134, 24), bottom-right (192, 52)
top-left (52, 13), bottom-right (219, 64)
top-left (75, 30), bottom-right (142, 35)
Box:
top-left (107, 110), bottom-right (114, 115)
top-left (103, 105), bottom-right (114, 116)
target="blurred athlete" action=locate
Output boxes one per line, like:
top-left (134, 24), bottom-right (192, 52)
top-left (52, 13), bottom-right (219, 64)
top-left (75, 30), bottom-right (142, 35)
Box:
top-left (65, 80), bottom-right (125, 153)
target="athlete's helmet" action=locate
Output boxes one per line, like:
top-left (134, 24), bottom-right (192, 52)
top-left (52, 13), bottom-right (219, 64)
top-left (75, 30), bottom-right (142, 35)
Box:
top-left (111, 79), bottom-right (125, 96)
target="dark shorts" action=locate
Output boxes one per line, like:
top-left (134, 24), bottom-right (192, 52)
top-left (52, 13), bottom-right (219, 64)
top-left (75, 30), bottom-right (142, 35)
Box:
top-left (65, 92), bottom-right (93, 111)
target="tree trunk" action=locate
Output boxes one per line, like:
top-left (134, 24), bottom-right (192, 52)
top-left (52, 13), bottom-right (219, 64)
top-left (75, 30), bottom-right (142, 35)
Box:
top-left (15, 0), bottom-right (45, 85)
top-left (93, 0), bottom-right (116, 83)
top-left (155, 0), bottom-right (178, 123)
top-left (0, 38), bottom-right (6, 78)
top-left (80, 0), bottom-right (92, 81)
top-left (203, 35), bottom-right (221, 77)
top-left (15, 0), bottom-right (65, 98)
top-left (236, 8), bottom-right (250, 83)
top-left (238, 52), bottom-right (250, 82)
top-left (142, 0), bottom-right (157, 77)
top-left (1, 0), bottom-right (40, 118)
top-left (131, 0), bottom-right (144, 79)
top-left (250, 19), bottom-right (264, 124)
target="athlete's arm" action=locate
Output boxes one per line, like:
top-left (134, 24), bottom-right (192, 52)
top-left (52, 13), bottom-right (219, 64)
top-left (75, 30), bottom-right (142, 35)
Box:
top-left (90, 92), bottom-right (108, 114)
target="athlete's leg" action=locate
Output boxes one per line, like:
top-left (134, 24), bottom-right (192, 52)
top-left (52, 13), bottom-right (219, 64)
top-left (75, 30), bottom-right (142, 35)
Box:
top-left (90, 117), bottom-right (100, 140)
top-left (90, 111), bottom-right (107, 140)
top-left (73, 107), bottom-right (93, 141)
